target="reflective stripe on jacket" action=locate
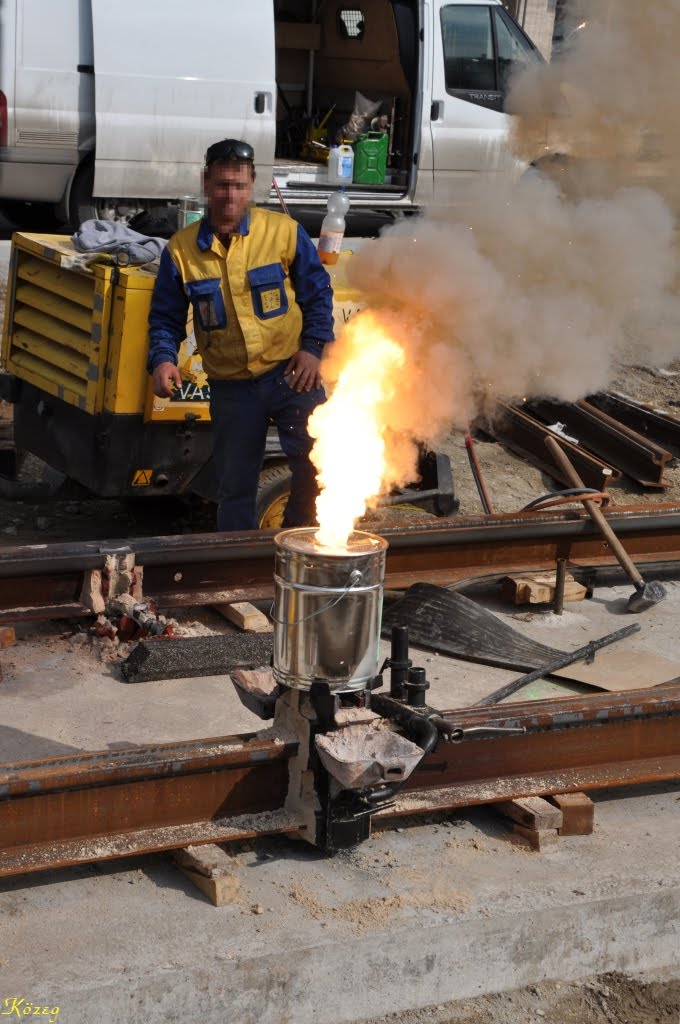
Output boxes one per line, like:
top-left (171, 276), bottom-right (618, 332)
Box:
top-left (147, 207), bottom-right (334, 379)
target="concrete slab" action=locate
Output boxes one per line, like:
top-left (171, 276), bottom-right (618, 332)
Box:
top-left (1, 581), bottom-right (680, 1023)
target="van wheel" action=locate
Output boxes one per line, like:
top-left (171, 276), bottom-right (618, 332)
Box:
top-left (256, 465), bottom-right (292, 529)
top-left (68, 159), bottom-right (174, 231)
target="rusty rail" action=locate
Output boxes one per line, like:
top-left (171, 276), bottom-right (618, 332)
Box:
top-left (529, 398), bottom-right (673, 488)
top-left (483, 402), bottom-right (619, 490)
top-left (3, 505), bottom-right (680, 621)
top-left (2, 683), bottom-right (680, 877)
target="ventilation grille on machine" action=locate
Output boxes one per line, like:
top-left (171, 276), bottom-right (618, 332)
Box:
top-left (16, 129), bottom-right (79, 147)
top-left (7, 253), bottom-right (97, 408)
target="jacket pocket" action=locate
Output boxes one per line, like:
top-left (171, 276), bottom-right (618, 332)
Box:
top-left (247, 263), bottom-right (289, 320)
top-left (185, 278), bottom-right (227, 331)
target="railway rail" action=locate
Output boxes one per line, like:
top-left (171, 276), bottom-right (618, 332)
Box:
top-left (2, 682), bottom-right (680, 877)
top-left (3, 504), bottom-right (680, 622)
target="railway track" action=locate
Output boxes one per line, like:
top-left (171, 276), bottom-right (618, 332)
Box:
top-left (2, 504), bottom-right (680, 622)
top-left (3, 503), bottom-right (680, 877)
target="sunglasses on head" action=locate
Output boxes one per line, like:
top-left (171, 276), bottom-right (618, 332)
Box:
top-left (205, 139), bottom-right (255, 166)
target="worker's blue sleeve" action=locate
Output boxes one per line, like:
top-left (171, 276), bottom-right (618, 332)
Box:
top-left (147, 247), bottom-right (189, 373)
top-left (290, 224), bottom-right (335, 359)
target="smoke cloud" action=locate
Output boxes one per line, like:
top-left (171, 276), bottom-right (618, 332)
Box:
top-left (509, 0), bottom-right (680, 205)
top-left (322, 0), bottom-right (680, 499)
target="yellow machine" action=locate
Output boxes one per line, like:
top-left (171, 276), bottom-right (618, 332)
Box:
top-left (0, 232), bottom-right (455, 525)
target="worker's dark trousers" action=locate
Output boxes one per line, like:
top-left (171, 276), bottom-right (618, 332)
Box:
top-left (209, 362), bottom-right (325, 531)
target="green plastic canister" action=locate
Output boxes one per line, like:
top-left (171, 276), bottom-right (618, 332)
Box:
top-left (352, 132), bottom-right (389, 184)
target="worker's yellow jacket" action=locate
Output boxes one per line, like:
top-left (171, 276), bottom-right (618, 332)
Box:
top-left (147, 208), bottom-right (334, 379)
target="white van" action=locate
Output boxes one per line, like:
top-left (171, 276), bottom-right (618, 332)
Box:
top-left (0, 0), bottom-right (542, 227)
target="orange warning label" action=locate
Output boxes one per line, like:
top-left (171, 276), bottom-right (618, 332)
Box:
top-left (132, 469), bottom-right (153, 486)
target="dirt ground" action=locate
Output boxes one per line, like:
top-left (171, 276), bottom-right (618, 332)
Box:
top-left (366, 971), bottom-right (680, 1024)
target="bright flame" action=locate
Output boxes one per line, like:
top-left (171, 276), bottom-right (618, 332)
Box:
top-left (308, 311), bottom-right (406, 549)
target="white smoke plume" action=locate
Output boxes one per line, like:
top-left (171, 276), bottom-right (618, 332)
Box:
top-left (509, 0), bottom-right (680, 205)
top-left (319, 0), bottom-right (680, 501)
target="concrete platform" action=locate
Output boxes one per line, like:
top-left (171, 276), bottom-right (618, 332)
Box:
top-left (1, 581), bottom-right (680, 1023)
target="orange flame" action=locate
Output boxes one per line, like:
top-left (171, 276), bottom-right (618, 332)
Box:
top-left (308, 311), bottom-right (406, 549)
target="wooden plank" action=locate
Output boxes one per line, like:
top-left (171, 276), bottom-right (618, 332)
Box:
top-left (178, 866), bottom-right (241, 907)
top-left (213, 601), bottom-right (273, 633)
top-left (494, 796), bottom-right (563, 831)
top-left (502, 571), bottom-right (588, 606)
top-left (512, 824), bottom-right (558, 851)
top-left (0, 626), bottom-right (16, 648)
top-left (548, 792), bottom-right (594, 836)
top-left (173, 844), bottom-right (235, 878)
top-left (173, 844), bottom-right (241, 907)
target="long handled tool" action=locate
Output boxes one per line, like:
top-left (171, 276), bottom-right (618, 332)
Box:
top-left (464, 428), bottom-right (494, 514)
top-left (545, 434), bottom-right (667, 613)
top-left (475, 622), bottom-right (641, 706)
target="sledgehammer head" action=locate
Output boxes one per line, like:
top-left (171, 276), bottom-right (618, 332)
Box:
top-left (627, 580), bottom-right (667, 613)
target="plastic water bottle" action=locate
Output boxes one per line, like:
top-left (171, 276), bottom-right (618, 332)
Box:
top-left (327, 144), bottom-right (354, 186)
top-left (317, 189), bottom-right (350, 266)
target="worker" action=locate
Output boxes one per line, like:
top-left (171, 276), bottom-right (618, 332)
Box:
top-left (147, 138), bottom-right (334, 530)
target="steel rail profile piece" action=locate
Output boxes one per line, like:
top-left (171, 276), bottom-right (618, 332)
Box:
top-left (3, 505), bottom-right (680, 621)
top-left (2, 682), bottom-right (680, 878)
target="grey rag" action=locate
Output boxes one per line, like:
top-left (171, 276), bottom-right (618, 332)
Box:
top-left (72, 220), bottom-right (167, 265)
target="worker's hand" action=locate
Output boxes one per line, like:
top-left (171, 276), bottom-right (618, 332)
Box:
top-left (284, 351), bottom-right (322, 392)
top-left (152, 361), bottom-right (183, 399)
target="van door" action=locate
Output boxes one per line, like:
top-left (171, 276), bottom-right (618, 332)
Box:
top-left (90, 0), bottom-right (276, 203)
top-left (428, 1), bottom-right (540, 205)
top-left (6, 0), bottom-right (86, 201)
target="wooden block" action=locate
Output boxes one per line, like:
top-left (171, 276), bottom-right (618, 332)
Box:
top-left (173, 845), bottom-right (240, 907)
top-left (213, 601), bottom-right (273, 633)
top-left (495, 796), bottom-right (563, 831)
top-left (174, 844), bottom-right (235, 877)
top-left (179, 867), bottom-right (241, 907)
top-left (0, 626), bottom-right (16, 648)
top-left (548, 793), bottom-right (594, 836)
top-left (501, 572), bottom-right (588, 606)
top-left (512, 823), bottom-right (558, 852)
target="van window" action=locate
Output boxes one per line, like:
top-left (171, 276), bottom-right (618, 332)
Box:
top-left (494, 7), bottom-right (538, 93)
top-left (337, 9), bottom-right (366, 40)
top-left (440, 6), bottom-right (496, 93)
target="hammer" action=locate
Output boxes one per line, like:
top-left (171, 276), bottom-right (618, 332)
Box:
top-left (545, 434), bottom-right (666, 613)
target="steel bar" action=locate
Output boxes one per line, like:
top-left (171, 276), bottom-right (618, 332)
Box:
top-left (483, 401), bottom-right (619, 490)
top-left (3, 506), bottom-right (680, 622)
top-left (473, 622), bottom-right (640, 706)
top-left (554, 556), bottom-right (567, 615)
top-left (529, 398), bottom-right (673, 488)
top-left (2, 684), bottom-right (680, 877)
top-left (589, 391), bottom-right (680, 452)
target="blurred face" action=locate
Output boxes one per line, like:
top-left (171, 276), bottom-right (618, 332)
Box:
top-left (203, 160), bottom-right (255, 235)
